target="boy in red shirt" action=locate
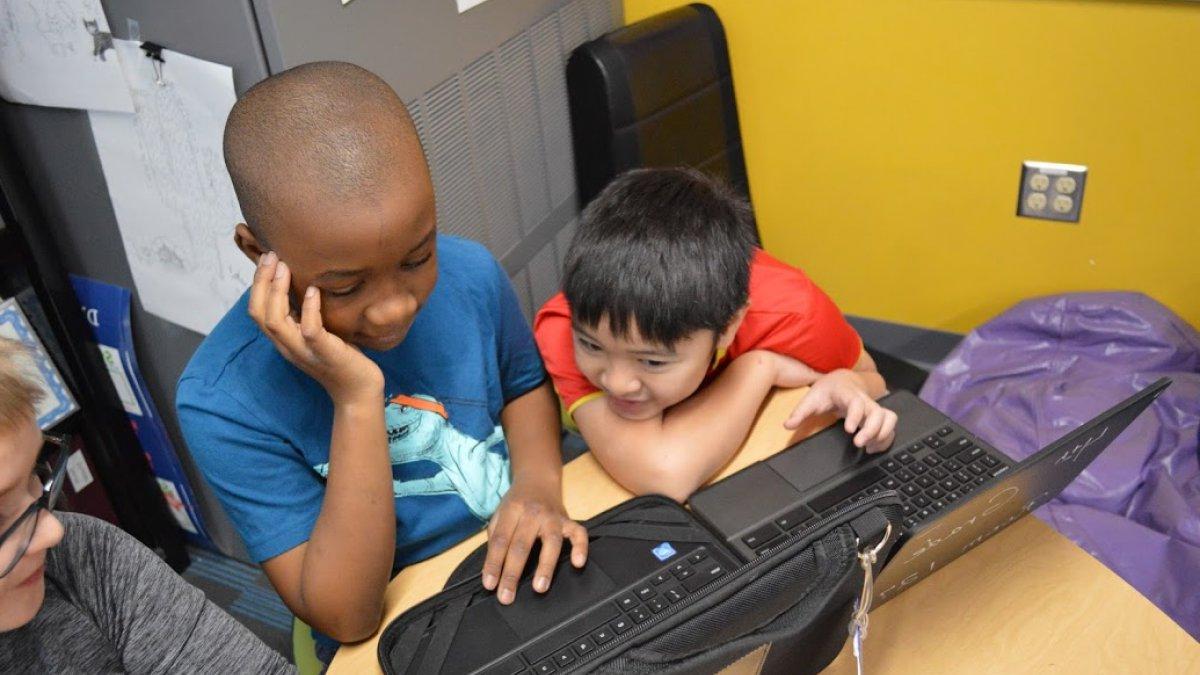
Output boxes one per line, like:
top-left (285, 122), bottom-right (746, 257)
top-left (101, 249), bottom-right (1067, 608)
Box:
top-left (535, 168), bottom-right (897, 502)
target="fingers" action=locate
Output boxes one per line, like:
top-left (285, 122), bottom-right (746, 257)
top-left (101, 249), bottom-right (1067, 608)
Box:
top-left (866, 409), bottom-right (899, 454)
top-left (496, 513), bottom-right (542, 605)
top-left (531, 528), bottom-right (563, 594)
top-left (784, 392), bottom-right (827, 430)
top-left (247, 251), bottom-right (277, 322)
top-left (843, 396), bottom-right (865, 439)
top-left (481, 508), bottom-right (518, 592)
top-left (564, 521), bottom-right (589, 568)
top-left (854, 403), bottom-right (885, 449)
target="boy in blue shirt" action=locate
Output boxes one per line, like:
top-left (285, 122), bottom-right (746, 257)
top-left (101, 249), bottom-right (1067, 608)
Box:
top-left (176, 62), bottom-right (586, 660)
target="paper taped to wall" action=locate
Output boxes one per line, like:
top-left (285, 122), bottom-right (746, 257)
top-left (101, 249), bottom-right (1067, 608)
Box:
top-left (0, 0), bottom-right (134, 112)
top-left (88, 40), bottom-right (251, 335)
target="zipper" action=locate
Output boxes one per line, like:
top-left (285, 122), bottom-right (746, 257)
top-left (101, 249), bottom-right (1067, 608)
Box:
top-left (568, 490), bottom-right (903, 672)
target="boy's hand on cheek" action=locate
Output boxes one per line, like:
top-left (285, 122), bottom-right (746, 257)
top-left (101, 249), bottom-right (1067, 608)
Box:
top-left (783, 370), bottom-right (898, 453)
top-left (481, 480), bottom-right (588, 605)
top-left (249, 252), bottom-right (384, 404)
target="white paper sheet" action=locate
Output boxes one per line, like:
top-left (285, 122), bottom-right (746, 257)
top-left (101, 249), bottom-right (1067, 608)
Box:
top-left (0, 0), bottom-right (134, 112)
top-left (89, 40), bottom-right (251, 335)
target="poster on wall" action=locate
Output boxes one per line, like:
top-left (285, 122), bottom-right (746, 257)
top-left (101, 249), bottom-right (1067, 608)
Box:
top-left (0, 0), bottom-right (135, 112)
top-left (88, 40), bottom-right (251, 336)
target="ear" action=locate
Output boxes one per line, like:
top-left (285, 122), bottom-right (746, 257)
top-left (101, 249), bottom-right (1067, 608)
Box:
top-left (233, 223), bottom-right (267, 264)
top-left (716, 304), bottom-right (750, 351)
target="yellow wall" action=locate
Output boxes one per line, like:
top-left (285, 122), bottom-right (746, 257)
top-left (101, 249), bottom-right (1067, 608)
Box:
top-left (624, 0), bottom-right (1200, 332)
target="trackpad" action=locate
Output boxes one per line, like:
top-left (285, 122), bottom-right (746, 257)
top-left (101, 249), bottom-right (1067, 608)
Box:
top-left (767, 426), bottom-right (865, 493)
top-left (494, 563), bottom-right (617, 640)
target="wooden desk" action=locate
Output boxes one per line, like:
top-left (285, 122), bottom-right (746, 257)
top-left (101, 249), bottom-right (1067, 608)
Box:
top-left (330, 388), bottom-right (1199, 674)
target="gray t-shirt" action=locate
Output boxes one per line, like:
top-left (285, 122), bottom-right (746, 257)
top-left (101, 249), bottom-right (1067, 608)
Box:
top-left (0, 512), bottom-right (294, 674)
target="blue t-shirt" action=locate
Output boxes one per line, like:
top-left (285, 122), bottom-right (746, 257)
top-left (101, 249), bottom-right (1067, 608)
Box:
top-left (176, 236), bottom-right (545, 570)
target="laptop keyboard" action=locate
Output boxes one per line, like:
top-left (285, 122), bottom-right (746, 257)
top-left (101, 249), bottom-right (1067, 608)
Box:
top-left (740, 425), bottom-right (1011, 556)
top-left (497, 547), bottom-right (730, 675)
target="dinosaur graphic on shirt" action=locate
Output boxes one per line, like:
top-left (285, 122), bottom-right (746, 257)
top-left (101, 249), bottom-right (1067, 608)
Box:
top-left (311, 394), bottom-right (510, 521)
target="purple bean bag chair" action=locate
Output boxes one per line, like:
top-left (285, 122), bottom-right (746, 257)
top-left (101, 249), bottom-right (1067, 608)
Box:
top-left (919, 292), bottom-right (1200, 639)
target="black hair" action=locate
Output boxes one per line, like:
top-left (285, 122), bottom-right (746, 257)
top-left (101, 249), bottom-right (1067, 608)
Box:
top-left (563, 167), bottom-right (757, 346)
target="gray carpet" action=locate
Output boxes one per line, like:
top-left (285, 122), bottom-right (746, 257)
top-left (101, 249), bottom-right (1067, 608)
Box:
top-left (181, 546), bottom-right (294, 663)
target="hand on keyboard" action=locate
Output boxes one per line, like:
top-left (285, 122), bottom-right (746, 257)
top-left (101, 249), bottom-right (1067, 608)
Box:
top-left (782, 369), bottom-right (898, 454)
top-left (482, 480), bottom-right (589, 605)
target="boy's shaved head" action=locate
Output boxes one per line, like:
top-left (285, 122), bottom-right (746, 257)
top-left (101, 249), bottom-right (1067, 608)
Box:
top-left (224, 61), bottom-right (423, 240)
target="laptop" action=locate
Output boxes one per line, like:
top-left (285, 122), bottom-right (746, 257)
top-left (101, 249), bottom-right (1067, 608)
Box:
top-left (688, 377), bottom-right (1171, 605)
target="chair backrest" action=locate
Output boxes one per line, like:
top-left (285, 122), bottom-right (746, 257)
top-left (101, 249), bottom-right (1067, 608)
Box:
top-left (566, 3), bottom-right (750, 210)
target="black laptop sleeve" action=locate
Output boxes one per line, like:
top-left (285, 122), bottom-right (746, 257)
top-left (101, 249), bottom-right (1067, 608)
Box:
top-left (378, 492), bottom-right (902, 674)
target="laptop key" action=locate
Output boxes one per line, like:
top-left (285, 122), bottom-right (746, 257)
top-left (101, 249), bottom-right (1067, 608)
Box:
top-left (901, 504), bottom-right (914, 515)
top-left (904, 516), bottom-right (918, 529)
top-left (882, 459), bottom-right (901, 472)
top-left (636, 586), bottom-right (654, 600)
top-left (901, 484), bottom-right (920, 497)
top-left (742, 523), bottom-right (783, 550)
top-left (651, 572), bottom-right (671, 585)
top-left (592, 626), bottom-right (615, 644)
top-left (944, 459), bottom-right (963, 471)
top-left (969, 462), bottom-right (987, 475)
top-left (937, 443), bottom-right (963, 459)
top-left (664, 587), bottom-right (687, 603)
top-left (896, 469), bottom-right (915, 482)
top-left (976, 475), bottom-right (989, 484)
top-left (882, 477), bottom-right (900, 490)
top-left (534, 660), bottom-right (556, 674)
top-left (954, 470), bottom-right (973, 483)
top-left (687, 549), bottom-right (708, 564)
top-left (617, 595), bottom-right (638, 610)
top-left (939, 478), bottom-right (957, 491)
top-left (910, 462), bottom-right (928, 475)
top-left (912, 494), bottom-right (930, 507)
top-left (917, 508), bottom-right (932, 520)
top-left (927, 487), bottom-right (945, 499)
top-left (937, 425), bottom-right (954, 436)
top-left (982, 455), bottom-right (1000, 467)
top-left (930, 500), bottom-right (946, 512)
top-left (959, 446), bottom-right (985, 463)
top-left (916, 475), bottom-right (934, 488)
top-left (683, 562), bottom-right (727, 592)
top-left (629, 607), bottom-right (651, 623)
top-left (572, 638), bottom-right (595, 656)
top-left (907, 443), bottom-right (924, 454)
top-left (930, 467), bottom-right (948, 480)
top-left (923, 455), bottom-right (942, 467)
top-left (611, 617), bottom-right (633, 634)
top-left (945, 492), bottom-right (960, 503)
top-left (554, 649), bottom-right (575, 667)
top-left (897, 452), bottom-right (916, 464)
top-left (647, 597), bottom-right (669, 613)
top-left (805, 466), bottom-right (888, 513)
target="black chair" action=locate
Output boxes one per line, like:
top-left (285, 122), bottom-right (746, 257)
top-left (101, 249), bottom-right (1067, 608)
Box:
top-left (565, 3), bottom-right (928, 393)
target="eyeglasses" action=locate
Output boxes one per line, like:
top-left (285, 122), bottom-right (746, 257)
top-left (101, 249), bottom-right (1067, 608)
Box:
top-left (0, 434), bottom-right (69, 579)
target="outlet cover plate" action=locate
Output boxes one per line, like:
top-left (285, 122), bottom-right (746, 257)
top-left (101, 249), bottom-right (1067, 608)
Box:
top-left (1017, 161), bottom-right (1087, 223)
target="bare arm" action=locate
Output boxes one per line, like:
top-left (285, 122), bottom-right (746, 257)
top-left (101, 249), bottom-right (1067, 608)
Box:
top-left (574, 351), bottom-right (809, 503)
top-left (261, 390), bottom-right (393, 643)
top-left (250, 254), bottom-right (395, 643)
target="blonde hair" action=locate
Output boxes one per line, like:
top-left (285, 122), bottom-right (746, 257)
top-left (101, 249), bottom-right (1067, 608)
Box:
top-left (0, 338), bottom-right (44, 431)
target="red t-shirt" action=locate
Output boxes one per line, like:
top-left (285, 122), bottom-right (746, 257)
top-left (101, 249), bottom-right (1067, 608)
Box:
top-left (533, 248), bottom-right (863, 421)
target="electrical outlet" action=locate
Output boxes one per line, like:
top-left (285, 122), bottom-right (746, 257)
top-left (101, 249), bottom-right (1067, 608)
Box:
top-left (1017, 161), bottom-right (1087, 223)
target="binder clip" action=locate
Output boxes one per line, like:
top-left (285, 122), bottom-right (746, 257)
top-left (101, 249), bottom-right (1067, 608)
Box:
top-left (140, 41), bottom-right (166, 86)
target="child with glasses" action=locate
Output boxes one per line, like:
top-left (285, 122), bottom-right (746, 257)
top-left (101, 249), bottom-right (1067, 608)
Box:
top-left (0, 339), bottom-right (293, 673)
